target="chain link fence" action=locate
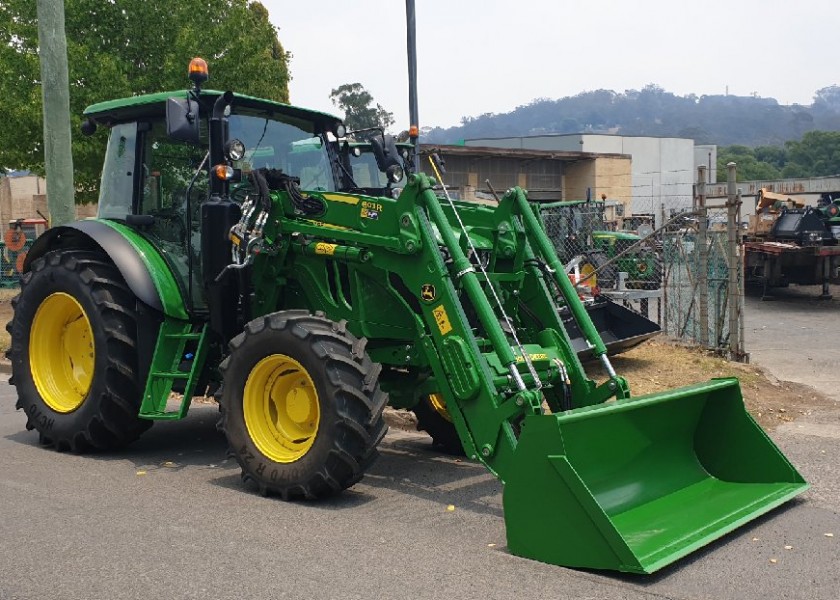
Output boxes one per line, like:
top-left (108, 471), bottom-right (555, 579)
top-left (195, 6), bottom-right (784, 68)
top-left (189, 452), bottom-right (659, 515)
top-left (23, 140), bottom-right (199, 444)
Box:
top-left (539, 201), bottom-right (664, 293)
top-left (539, 196), bottom-right (745, 358)
top-left (659, 205), bottom-right (743, 355)
top-left (0, 222), bottom-right (42, 288)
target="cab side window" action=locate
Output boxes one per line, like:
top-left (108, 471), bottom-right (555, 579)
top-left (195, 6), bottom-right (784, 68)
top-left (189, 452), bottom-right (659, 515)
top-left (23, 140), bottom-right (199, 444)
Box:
top-left (140, 120), bottom-right (207, 216)
top-left (97, 123), bottom-right (138, 219)
top-left (139, 120), bottom-right (207, 244)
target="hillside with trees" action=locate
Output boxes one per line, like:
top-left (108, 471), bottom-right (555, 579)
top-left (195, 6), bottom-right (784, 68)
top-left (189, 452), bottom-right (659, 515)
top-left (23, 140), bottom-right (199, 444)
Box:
top-left (717, 131), bottom-right (840, 182)
top-left (422, 84), bottom-right (840, 149)
top-left (421, 84), bottom-right (840, 184)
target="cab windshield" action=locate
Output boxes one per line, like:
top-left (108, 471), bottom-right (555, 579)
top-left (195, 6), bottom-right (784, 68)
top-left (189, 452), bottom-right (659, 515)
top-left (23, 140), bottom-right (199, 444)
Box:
top-left (349, 148), bottom-right (390, 188)
top-left (228, 113), bottom-right (336, 192)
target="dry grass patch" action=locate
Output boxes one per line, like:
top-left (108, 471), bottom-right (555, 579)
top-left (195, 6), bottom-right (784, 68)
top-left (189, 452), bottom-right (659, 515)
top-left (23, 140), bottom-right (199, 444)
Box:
top-left (586, 339), bottom-right (832, 430)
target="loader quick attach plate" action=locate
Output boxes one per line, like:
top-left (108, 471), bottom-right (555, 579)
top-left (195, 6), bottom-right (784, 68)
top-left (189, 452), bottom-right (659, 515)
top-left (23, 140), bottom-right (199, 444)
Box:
top-left (502, 378), bottom-right (808, 574)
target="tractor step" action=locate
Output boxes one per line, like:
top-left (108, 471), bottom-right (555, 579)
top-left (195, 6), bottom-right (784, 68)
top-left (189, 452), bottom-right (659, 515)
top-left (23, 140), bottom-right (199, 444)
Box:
top-left (139, 319), bottom-right (209, 420)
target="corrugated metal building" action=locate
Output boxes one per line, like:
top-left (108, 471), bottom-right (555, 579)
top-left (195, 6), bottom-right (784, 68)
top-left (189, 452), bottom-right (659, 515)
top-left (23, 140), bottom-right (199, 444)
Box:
top-left (418, 144), bottom-right (632, 219)
top-left (464, 134), bottom-right (698, 225)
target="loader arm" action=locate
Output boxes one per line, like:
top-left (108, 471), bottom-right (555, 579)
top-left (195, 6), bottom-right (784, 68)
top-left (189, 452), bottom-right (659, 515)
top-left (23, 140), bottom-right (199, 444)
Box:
top-left (248, 171), bottom-right (629, 475)
top-left (244, 170), bottom-right (807, 574)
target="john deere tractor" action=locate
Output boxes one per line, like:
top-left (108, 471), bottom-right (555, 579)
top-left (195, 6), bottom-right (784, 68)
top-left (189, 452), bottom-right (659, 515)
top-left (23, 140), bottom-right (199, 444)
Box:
top-left (539, 199), bottom-right (661, 290)
top-left (7, 60), bottom-right (807, 574)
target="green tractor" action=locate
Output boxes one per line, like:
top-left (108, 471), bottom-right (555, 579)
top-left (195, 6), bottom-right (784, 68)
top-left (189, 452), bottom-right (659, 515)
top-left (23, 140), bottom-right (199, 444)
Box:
top-left (539, 199), bottom-right (661, 290)
top-left (343, 136), bottom-right (414, 195)
top-left (8, 61), bottom-right (807, 574)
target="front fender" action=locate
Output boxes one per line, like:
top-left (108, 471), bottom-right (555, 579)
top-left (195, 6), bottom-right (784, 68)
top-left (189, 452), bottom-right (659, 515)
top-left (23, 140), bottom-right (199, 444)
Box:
top-left (24, 219), bottom-right (189, 320)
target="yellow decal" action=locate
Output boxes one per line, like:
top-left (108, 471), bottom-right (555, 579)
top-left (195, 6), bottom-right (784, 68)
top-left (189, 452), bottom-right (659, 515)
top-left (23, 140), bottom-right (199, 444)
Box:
top-left (315, 242), bottom-right (337, 256)
top-left (362, 201), bottom-right (383, 212)
top-left (432, 305), bottom-right (453, 336)
top-left (321, 193), bottom-right (359, 205)
top-left (515, 353), bottom-right (549, 362)
top-left (299, 219), bottom-right (352, 231)
top-left (360, 200), bottom-right (383, 220)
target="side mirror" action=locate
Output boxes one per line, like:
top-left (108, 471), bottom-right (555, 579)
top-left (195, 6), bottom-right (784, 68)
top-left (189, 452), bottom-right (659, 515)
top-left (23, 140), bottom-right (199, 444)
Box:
top-left (166, 97), bottom-right (200, 144)
top-left (80, 118), bottom-right (97, 136)
top-left (370, 134), bottom-right (401, 174)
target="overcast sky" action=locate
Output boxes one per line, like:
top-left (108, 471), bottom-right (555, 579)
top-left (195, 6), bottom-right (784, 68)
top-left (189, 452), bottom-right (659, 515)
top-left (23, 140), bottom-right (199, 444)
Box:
top-left (261, 0), bottom-right (838, 130)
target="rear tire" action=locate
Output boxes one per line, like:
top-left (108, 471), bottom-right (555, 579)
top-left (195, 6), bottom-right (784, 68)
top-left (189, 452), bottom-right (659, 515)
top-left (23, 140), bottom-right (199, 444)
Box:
top-left (7, 250), bottom-right (151, 451)
top-left (217, 311), bottom-right (388, 499)
top-left (413, 394), bottom-right (465, 456)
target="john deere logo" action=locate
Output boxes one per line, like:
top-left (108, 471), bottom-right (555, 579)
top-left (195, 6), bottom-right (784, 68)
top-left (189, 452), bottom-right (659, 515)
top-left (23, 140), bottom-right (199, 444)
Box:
top-left (420, 284), bottom-right (436, 302)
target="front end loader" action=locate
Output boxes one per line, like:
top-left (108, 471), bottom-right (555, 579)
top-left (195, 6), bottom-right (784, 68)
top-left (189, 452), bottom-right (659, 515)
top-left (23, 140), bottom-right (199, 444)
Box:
top-left (7, 59), bottom-right (807, 574)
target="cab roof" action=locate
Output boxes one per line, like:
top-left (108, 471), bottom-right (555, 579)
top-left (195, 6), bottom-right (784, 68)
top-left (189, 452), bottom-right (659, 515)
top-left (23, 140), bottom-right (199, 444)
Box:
top-left (83, 89), bottom-right (343, 130)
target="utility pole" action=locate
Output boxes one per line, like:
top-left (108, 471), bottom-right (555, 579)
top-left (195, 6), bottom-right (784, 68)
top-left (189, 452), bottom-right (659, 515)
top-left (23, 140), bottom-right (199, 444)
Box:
top-left (37, 0), bottom-right (76, 226)
top-left (405, 0), bottom-right (420, 172)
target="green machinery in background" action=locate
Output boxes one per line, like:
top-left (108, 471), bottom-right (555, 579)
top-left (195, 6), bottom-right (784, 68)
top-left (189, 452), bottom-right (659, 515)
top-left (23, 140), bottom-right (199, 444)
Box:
top-left (539, 199), bottom-right (661, 290)
top-left (7, 60), bottom-right (807, 574)
top-left (0, 220), bottom-right (44, 287)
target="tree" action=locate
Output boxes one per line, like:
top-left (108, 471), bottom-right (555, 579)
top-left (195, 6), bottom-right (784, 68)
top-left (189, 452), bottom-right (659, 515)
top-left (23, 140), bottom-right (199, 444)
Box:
top-left (716, 145), bottom-right (782, 182)
top-left (0, 0), bottom-right (290, 203)
top-left (329, 83), bottom-right (394, 132)
top-left (783, 131), bottom-right (840, 177)
top-left (716, 132), bottom-right (840, 181)
top-left (813, 85), bottom-right (840, 111)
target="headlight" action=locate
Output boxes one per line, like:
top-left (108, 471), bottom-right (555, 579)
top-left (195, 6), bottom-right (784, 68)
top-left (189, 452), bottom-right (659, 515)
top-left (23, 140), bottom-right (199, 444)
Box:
top-left (386, 164), bottom-right (404, 184)
top-left (225, 139), bottom-right (246, 161)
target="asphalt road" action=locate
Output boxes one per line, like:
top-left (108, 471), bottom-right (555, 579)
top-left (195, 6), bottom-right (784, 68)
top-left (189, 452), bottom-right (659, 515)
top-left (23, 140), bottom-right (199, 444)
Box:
top-left (744, 285), bottom-right (840, 402)
top-left (1, 378), bottom-right (838, 600)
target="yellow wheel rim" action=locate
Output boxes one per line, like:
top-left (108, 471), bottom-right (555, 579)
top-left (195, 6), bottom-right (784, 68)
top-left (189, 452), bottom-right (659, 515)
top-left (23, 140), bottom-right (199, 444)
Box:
top-left (579, 263), bottom-right (597, 288)
top-left (428, 393), bottom-right (452, 422)
top-left (30, 292), bottom-right (95, 413)
top-left (243, 354), bottom-right (320, 463)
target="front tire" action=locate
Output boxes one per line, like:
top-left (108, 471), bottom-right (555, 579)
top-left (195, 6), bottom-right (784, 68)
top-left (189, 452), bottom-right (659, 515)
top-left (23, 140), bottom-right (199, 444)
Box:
top-left (7, 250), bottom-right (151, 451)
top-left (413, 394), bottom-right (465, 456)
top-left (218, 311), bottom-right (388, 499)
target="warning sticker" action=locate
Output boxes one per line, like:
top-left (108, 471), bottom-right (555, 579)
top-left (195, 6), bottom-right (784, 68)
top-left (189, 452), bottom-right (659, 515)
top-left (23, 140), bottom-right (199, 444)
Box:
top-left (315, 242), bottom-right (337, 256)
top-left (432, 304), bottom-right (452, 336)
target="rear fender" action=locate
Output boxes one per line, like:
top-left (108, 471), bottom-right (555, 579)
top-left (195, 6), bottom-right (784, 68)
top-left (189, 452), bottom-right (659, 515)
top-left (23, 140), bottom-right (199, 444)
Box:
top-left (24, 219), bottom-right (189, 320)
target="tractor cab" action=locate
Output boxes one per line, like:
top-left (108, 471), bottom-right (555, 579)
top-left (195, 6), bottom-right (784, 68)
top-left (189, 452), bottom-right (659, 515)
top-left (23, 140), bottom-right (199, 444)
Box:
top-left (333, 134), bottom-right (413, 197)
top-left (80, 82), bottom-right (346, 315)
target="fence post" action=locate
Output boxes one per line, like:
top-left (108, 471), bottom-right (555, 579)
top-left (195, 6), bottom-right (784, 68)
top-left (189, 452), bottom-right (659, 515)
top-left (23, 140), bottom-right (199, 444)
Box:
top-left (726, 162), bottom-right (746, 361)
top-left (696, 166), bottom-right (709, 347)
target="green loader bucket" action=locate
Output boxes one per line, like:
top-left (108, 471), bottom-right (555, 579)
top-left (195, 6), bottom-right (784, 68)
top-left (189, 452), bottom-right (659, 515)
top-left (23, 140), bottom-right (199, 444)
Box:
top-left (503, 378), bottom-right (808, 574)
